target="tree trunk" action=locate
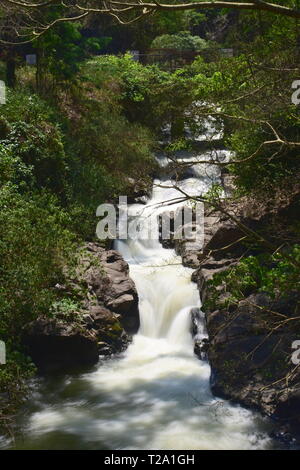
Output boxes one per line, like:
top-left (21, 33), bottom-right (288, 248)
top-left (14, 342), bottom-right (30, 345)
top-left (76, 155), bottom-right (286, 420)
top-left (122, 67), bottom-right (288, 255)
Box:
top-left (6, 58), bottom-right (16, 88)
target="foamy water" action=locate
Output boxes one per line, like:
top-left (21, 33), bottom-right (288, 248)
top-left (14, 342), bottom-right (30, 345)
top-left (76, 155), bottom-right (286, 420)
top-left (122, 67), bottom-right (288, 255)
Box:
top-left (8, 147), bottom-right (273, 450)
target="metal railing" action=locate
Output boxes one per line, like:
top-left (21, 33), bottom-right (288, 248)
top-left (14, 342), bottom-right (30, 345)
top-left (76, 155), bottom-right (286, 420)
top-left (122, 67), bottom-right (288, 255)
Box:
top-left (135, 48), bottom-right (234, 70)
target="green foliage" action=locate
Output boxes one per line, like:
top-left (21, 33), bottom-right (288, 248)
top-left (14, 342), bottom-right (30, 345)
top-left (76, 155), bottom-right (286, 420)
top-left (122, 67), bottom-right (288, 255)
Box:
top-left (204, 183), bottom-right (224, 203)
top-left (3, 122), bottom-right (68, 194)
top-left (151, 31), bottom-right (209, 51)
top-left (0, 187), bottom-right (74, 339)
top-left (82, 54), bottom-right (197, 136)
top-left (0, 349), bottom-right (36, 417)
top-left (1, 90), bottom-right (69, 198)
top-left (189, 46), bottom-right (300, 197)
top-left (0, 185), bottom-right (75, 420)
top-left (61, 57), bottom-right (156, 237)
top-left (34, 21), bottom-right (111, 81)
top-left (204, 248), bottom-right (300, 312)
top-left (50, 298), bottom-right (82, 323)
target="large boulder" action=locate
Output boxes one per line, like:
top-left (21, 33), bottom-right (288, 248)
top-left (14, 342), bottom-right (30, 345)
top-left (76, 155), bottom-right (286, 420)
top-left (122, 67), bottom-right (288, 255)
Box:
top-left (70, 244), bottom-right (140, 334)
top-left (205, 292), bottom-right (300, 435)
top-left (23, 306), bottom-right (130, 372)
top-left (23, 244), bottom-right (139, 371)
top-left (23, 317), bottom-right (99, 372)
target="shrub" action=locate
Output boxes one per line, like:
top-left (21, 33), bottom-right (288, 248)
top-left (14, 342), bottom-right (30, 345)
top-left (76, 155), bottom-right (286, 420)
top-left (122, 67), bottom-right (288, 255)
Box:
top-left (204, 249), bottom-right (300, 312)
top-left (151, 31), bottom-right (209, 51)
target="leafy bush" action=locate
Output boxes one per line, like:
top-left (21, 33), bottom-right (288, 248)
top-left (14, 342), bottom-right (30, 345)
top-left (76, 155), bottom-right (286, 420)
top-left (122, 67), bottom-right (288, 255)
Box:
top-left (151, 31), bottom-right (209, 51)
top-left (204, 248), bottom-right (300, 312)
top-left (81, 54), bottom-right (197, 137)
top-left (0, 187), bottom-right (74, 339)
top-left (0, 186), bottom-right (75, 421)
top-left (34, 21), bottom-right (111, 81)
top-left (0, 90), bottom-right (71, 200)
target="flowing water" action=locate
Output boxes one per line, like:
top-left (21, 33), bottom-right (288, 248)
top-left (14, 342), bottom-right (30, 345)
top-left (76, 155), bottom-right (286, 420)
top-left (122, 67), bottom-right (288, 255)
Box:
top-left (5, 148), bottom-right (275, 450)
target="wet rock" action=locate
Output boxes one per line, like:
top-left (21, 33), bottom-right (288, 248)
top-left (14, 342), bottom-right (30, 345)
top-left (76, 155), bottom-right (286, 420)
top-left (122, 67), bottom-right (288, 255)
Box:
top-left (194, 338), bottom-right (209, 360)
top-left (125, 177), bottom-right (152, 204)
top-left (181, 250), bottom-right (201, 269)
top-left (190, 307), bottom-right (202, 337)
top-left (23, 317), bottom-right (99, 372)
top-left (270, 426), bottom-right (297, 447)
top-left (98, 343), bottom-right (113, 356)
top-left (24, 305), bottom-right (130, 372)
top-left (159, 211), bottom-right (175, 249)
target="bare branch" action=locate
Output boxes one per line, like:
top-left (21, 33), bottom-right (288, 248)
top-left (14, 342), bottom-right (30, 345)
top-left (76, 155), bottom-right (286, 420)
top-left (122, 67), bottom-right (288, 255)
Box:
top-left (1, 0), bottom-right (300, 43)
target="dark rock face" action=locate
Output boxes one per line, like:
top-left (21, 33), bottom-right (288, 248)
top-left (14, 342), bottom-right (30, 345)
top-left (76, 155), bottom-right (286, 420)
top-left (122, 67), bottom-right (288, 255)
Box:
top-left (23, 243), bottom-right (139, 371)
top-left (206, 292), bottom-right (300, 434)
top-left (24, 307), bottom-right (130, 372)
top-left (24, 317), bottom-right (100, 372)
top-left (158, 207), bottom-right (204, 268)
top-left (192, 257), bottom-right (237, 303)
top-left (188, 193), bottom-right (300, 440)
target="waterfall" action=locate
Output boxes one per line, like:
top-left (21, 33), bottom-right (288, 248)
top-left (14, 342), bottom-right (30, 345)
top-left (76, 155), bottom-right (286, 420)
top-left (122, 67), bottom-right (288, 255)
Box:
top-left (7, 149), bottom-right (274, 451)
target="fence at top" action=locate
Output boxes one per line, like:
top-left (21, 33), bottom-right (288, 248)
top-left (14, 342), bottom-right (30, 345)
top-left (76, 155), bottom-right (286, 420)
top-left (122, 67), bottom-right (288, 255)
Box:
top-left (131, 48), bottom-right (234, 70)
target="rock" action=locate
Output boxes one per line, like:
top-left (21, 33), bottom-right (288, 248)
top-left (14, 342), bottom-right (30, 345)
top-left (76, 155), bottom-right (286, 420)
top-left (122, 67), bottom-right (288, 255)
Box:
top-left (23, 317), bottom-right (99, 372)
top-left (183, 179), bottom-right (300, 439)
top-left (180, 250), bottom-right (201, 269)
top-left (275, 390), bottom-right (300, 434)
top-left (202, 217), bottom-right (245, 259)
top-left (192, 257), bottom-right (237, 302)
top-left (24, 305), bottom-right (130, 372)
top-left (82, 314), bottom-right (94, 327)
top-left (175, 237), bottom-right (203, 268)
top-left (190, 307), bottom-right (202, 337)
top-left (125, 177), bottom-right (152, 204)
top-left (100, 249), bottom-right (139, 334)
top-left (23, 244), bottom-right (139, 371)
top-left (159, 211), bottom-right (175, 249)
top-left (106, 294), bottom-right (135, 313)
top-left (270, 426), bottom-right (297, 447)
top-left (70, 244), bottom-right (140, 334)
top-left (205, 292), bottom-right (300, 433)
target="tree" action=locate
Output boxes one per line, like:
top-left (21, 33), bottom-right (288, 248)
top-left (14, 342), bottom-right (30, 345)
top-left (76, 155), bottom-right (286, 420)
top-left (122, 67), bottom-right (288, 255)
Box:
top-left (151, 30), bottom-right (209, 50)
top-left (0, 1), bottom-right (300, 43)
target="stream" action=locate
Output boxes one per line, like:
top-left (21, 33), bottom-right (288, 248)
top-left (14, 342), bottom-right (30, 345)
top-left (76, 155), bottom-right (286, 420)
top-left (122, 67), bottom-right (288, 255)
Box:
top-left (4, 134), bottom-right (276, 451)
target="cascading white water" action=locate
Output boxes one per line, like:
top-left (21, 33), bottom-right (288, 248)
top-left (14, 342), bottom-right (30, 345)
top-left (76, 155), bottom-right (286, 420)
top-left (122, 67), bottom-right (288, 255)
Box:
top-left (6, 147), bottom-right (275, 450)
